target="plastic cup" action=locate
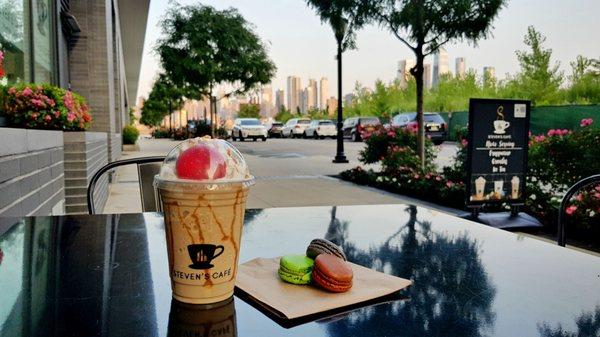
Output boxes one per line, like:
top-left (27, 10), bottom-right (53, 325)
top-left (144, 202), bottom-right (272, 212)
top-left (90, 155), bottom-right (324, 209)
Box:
top-left (155, 138), bottom-right (254, 304)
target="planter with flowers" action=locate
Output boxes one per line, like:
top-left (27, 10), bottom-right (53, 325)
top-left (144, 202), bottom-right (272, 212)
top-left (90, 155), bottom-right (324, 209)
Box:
top-left (1, 83), bottom-right (91, 130)
top-left (341, 118), bottom-right (600, 246)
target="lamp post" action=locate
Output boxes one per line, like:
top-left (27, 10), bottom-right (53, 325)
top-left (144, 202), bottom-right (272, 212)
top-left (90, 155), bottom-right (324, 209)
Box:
top-left (332, 17), bottom-right (349, 163)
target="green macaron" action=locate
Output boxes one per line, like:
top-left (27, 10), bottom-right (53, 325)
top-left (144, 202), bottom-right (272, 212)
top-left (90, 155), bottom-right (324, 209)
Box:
top-left (278, 255), bottom-right (314, 285)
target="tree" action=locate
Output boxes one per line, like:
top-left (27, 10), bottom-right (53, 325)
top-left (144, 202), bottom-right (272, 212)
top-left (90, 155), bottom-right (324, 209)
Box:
top-left (273, 106), bottom-right (294, 123)
top-left (156, 3), bottom-right (276, 136)
top-left (567, 55), bottom-right (600, 104)
top-left (305, 0), bottom-right (371, 163)
top-left (508, 26), bottom-right (564, 105)
top-left (140, 74), bottom-right (191, 129)
top-left (237, 104), bottom-right (260, 119)
top-left (367, 0), bottom-right (506, 169)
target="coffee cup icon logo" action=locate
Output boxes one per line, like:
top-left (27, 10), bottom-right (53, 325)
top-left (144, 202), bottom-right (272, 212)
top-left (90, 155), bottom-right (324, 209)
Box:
top-left (188, 244), bottom-right (225, 269)
top-left (493, 106), bottom-right (510, 134)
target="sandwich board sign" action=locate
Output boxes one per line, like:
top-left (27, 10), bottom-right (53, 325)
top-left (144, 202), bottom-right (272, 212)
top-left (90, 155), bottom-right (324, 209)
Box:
top-left (465, 98), bottom-right (531, 207)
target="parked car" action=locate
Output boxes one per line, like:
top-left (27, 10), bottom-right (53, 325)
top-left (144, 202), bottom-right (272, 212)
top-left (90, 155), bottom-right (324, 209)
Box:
top-left (342, 117), bottom-right (381, 141)
top-left (266, 121), bottom-right (284, 138)
top-left (282, 118), bottom-right (311, 138)
top-left (231, 118), bottom-right (268, 141)
top-left (304, 120), bottom-right (337, 139)
top-left (390, 112), bottom-right (447, 145)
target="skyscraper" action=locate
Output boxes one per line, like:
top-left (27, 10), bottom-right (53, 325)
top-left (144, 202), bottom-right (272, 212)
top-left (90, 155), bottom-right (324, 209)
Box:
top-left (275, 89), bottom-right (285, 112)
top-left (455, 57), bottom-right (466, 78)
top-left (286, 76), bottom-right (302, 113)
top-left (483, 66), bottom-right (496, 85)
top-left (308, 79), bottom-right (318, 110)
top-left (432, 48), bottom-right (449, 87)
top-left (423, 63), bottom-right (432, 89)
top-left (305, 86), bottom-right (315, 112)
top-left (326, 96), bottom-right (338, 116)
top-left (260, 85), bottom-right (274, 117)
top-left (344, 93), bottom-right (355, 107)
top-left (397, 59), bottom-right (416, 88)
top-left (319, 77), bottom-right (328, 109)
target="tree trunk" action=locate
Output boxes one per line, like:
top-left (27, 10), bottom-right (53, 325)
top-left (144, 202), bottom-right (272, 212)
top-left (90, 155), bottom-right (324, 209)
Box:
top-left (333, 38), bottom-right (348, 163)
top-left (209, 94), bottom-right (216, 138)
top-left (411, 49), bottom-right (426, 170)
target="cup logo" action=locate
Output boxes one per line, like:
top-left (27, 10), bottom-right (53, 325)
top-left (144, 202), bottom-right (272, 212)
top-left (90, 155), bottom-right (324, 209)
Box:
top-left (187, 244), bottom-right (225, 269)
top-left (493, 106), bottom-right (510, 134)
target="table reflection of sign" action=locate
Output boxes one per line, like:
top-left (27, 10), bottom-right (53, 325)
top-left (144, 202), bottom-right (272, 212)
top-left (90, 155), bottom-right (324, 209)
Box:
top-left (466, 99), bottom-right (531, 205)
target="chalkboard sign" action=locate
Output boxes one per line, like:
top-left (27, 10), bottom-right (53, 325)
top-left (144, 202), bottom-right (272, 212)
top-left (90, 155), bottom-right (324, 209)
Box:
top-left (465, 98), bottom-right (531, 206)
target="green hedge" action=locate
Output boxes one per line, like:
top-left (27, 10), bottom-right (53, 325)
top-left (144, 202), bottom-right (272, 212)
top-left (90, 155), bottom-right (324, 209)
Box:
top-left (439, 104), bottom-right (600, 141)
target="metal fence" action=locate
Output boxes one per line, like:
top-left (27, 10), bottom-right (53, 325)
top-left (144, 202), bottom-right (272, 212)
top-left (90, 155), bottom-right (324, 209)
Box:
top-left (439, 104), bottom-right (600, 141)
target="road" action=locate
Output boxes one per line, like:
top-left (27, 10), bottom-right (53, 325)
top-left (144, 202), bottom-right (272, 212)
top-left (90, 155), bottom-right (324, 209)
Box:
top-left (104, 137), bottom-right (459, 214)
top-left (232, 137), bottom-right (458, 175)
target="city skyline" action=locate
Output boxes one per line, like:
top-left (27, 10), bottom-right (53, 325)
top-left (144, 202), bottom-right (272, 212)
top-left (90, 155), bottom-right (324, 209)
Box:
top-left (138, 0), bottom-right (600, 103)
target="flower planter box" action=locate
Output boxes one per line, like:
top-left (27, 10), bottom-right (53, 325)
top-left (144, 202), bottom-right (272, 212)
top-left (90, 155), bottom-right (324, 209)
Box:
top-left (63, 131), bottom-right (109, 214)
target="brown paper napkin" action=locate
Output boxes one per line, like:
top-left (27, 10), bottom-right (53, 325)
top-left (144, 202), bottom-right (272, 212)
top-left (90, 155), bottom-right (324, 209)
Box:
top-left (235, 257), bottom-right (412, 320)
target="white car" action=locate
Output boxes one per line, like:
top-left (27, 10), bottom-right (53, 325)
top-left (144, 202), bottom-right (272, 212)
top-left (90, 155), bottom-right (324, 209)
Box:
top-left (232, 118), bottom-right (268, 141)
top-left (282, 118), bottom-right (311, 138)
top-left (304, 120), bottom-right (337, 139)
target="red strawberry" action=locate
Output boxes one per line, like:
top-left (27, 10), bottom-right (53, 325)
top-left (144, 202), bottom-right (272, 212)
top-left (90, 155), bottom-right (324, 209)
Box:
top-left (175, 144), bottom-right (226, 180)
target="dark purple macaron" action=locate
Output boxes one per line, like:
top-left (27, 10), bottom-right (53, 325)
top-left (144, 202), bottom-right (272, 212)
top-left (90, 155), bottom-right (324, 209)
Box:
top-left (306, 238), bottom-right (347, 261)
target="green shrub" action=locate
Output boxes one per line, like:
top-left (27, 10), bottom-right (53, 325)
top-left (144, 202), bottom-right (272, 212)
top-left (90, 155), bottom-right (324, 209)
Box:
top-left (360, 124), bottom-right (436, 173)
top-left (122, 125), bottom-right (139, 144)
top-left (152, 128), bottom-right (171, 138)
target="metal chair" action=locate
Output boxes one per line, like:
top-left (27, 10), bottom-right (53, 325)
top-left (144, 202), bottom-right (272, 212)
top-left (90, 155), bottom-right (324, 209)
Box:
top-left (557, 174), bottom-right (600, 246)
top-left (87, 156), bottom-right (166, 214)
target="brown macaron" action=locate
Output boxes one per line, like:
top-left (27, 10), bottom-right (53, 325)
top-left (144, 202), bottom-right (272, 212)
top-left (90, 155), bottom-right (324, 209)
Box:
top-left (312, 254), bottom-right (353, 293)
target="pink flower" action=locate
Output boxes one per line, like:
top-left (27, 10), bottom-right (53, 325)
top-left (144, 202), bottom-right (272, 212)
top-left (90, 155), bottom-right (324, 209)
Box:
top-left (31, 113), bottom-right (39, 119)
top-left (387, 131), bottom-right (395, 137)
top-left (575, 194), bottom-right (583, 202)
top-left (534, 135), bottom-right (546, 142)
top-left (461, 139), bottom-right (468, 146)
top-left (44, 115), bottom-right (52, 122)
top-left (565, 205), bottom-right (577, 215)
top-left (7, 87), bottom-right (16, 94)
top-left (580, 118), bottom-right (593, 127)
top-left (0, 50), bottom-right (4, 62)
top-left (547, 129), bottom-right (556, 137)
top-left (54, 111), bottom-right (61, 118)
top-left (67, 112), bottom-right (76, 122)
top-left (561, 129), bottom-right (569, 135)
top-left (435, 176), bottom-right (442, 181)
top-left (413, 174), bottom-right (420, 179)
top-left (446, 181), bottom-right (455, 188)
top-left (22, 87), bottom-right (33, 96)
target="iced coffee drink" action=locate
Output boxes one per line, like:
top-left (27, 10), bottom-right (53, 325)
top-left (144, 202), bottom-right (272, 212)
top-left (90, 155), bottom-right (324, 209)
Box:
top-left (474, 176), bottom-right (486, 200)
top-left (511, 176), bottom-right (520, 199)
top-left (155, 137), bottom-right (254, 304)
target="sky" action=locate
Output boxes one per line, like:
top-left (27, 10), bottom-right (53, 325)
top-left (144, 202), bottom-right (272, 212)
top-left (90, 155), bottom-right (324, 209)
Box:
top-left (136, 0), bottom-right (600, 102)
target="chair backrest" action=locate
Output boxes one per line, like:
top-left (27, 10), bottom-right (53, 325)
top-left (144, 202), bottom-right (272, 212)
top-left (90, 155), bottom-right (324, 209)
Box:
top-left (137, 162), bottom-right (163, 212)
top-left (557, 174), bottom-right (600, 246)
top-left (87, 156), bottom-right (166, 214)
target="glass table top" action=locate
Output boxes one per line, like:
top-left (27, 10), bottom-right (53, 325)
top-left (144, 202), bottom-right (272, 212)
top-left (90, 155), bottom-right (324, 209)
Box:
top-left (0, 204), bottom-right (598, 337)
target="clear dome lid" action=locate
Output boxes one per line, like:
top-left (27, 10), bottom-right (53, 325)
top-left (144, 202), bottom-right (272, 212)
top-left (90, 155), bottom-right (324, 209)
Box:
top-left (155, 137), bottom-right (253, 186)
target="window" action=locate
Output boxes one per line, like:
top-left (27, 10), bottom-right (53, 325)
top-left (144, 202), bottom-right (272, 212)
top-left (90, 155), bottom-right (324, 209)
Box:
top-left (424, 114), bottom-right (446, 124)
top-left (240, 119), bottom-right (260, 126)
top-left (319, 121), bottom-right (333, 125)
top-left (298, 119), bottom-right (310, 125)
top-left (0, 0), bottom-right (54, 84)
top-left (0, 0), bottom-right (31, 83)
top-left (32, 0), bottom-right (53, 83)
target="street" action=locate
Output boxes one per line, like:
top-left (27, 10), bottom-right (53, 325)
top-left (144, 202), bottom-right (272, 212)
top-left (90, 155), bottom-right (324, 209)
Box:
top-left (104, 137), bottom-right (459, 213)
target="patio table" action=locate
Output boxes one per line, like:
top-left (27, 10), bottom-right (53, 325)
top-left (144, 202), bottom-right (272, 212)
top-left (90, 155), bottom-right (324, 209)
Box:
top-left (0, 204), bottom-right (598, 336)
